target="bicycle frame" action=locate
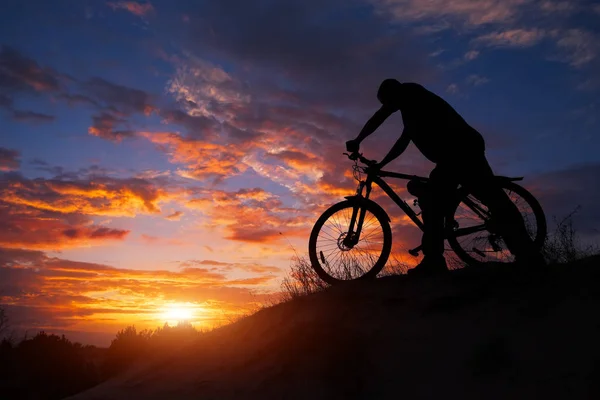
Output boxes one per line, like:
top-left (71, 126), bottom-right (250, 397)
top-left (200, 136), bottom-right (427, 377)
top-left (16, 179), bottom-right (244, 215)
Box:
top-left (344, 167), bottom-right (490, 255)
top-left (344, 169), bottom-right (425, 248)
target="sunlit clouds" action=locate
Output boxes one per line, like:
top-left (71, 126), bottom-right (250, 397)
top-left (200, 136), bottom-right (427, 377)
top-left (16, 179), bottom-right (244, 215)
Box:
top-left (374, 0), bottom-right (527, 26)
top-left (107, 1), bottom-right (155, 17)
top-left (474, 28), bottom-right (547, 48)
top-left (0, 173), bottom-right (170, 217)
top-left (141, 132), bottom-right (250, 181)
top-left (0, 247), bottom-right (276, 339)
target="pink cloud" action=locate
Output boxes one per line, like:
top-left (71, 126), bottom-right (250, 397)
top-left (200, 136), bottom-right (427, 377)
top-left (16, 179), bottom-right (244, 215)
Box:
top-left (554, 29), bottom-right (599, 67)
top-left (375, 0), bottom-right (527, 27)
top-left (0, 147), bottom-right (20, 171)
top-left (474, 28), bottom-right (546, 48)
top-left (165, 211), bottom-right (184, 221)
top-left (88, 113), bottom-right (135, 141)
top-left (107, 1), bottom-right (154, 17)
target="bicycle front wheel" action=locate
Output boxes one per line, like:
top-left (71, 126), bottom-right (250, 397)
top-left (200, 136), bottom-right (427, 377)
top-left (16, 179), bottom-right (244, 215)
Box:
top-left (309, 199), bottom-right (392, 285)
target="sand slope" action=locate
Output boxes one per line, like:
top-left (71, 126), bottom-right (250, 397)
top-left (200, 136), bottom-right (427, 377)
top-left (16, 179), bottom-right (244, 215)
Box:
top-left (70, 257), bottom-right (600, 400)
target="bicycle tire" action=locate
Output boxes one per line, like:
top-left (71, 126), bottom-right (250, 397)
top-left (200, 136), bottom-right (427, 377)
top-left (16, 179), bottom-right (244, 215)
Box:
top-left (309, 199), bottom-right (392, 285)
top-left (447, 181), bottom-right (547, 266)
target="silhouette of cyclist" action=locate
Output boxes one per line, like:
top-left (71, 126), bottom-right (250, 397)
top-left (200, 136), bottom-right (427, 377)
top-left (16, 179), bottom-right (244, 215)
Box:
top-left (346, 79), bottom-right (545, 275)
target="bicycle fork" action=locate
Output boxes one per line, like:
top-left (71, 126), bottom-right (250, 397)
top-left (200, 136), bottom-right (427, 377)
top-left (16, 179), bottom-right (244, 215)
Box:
top-left (342, 181), bottom-right (371, 249)
top-left (343, 200), bottom-right (369, 249)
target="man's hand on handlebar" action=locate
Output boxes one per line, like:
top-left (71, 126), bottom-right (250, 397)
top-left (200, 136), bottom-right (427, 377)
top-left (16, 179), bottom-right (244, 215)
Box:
top-left (345, 139), bottom-right (360, 153)
top-left (344, 139), bottom-right (388, 175)
top-left (343, 151), bottom-right (378, 167)
top-left (345, 139), bottom-right (381, 170)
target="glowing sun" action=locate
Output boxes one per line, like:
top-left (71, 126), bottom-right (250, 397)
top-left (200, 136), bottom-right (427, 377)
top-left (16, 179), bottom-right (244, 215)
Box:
top-left (161, 304), bottom-right (195, 322)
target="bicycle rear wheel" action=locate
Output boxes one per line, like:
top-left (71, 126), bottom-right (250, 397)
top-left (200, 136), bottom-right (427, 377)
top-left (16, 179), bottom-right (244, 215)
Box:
top-left (309, 199), bottom-right (392, 285)
top-left (447, 181), bottom-right (546, 266)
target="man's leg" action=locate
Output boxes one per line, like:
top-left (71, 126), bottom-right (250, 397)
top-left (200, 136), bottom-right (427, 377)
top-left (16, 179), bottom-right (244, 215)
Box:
top-left (460, 157), bottom-right (545, 266)
top-left (412, 165), bottom-right (455, 272)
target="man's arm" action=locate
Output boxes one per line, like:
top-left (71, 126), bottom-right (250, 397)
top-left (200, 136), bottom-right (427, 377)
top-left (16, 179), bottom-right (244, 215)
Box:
top-left (347, 105), bottom-right (397, 152)
top-left (378, 129), bottom-right (411, 168)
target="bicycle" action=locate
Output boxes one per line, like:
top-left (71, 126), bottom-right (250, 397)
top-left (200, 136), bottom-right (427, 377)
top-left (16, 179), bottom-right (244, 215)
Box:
top-left (308, 152), bottom-right (547, 285)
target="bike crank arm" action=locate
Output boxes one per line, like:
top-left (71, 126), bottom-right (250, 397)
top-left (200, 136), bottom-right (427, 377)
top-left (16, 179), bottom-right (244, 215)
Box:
top-left (472, 248), bottom-right (486, 258)
top-left (408, 245), bottom-right (422, 257)
top-left (452, 224), bottom-right (487, 238)
top-left (408, 223), bottom-right (488, 257)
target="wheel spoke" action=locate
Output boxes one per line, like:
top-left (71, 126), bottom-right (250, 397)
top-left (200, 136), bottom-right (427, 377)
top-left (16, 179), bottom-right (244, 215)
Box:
top-left (313, 204), bottom-right (389, 281)
top-left (448, 184), bottom-right (544, 265)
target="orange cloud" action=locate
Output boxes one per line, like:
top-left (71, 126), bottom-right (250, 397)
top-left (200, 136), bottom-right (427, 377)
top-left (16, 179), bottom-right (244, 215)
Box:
top-left (141, 132), bottom-right (249, 181)
top-left (0, 173), bottom-right (175, 250)
top-left (107, 1), bottom-right (154, 17)
top-left (235, 188), bottom-right (273, 202)
top-left (0, 206), bottom-right (130, 250)
top-left (140, 234), bottom-right (160, 244)
top-left (180, 259), bottom-right (281, 274)
top-left (225, 228), bottom-right (284, 243)
top-left (79, 77), bottom-right (157, 142)
top-left (186, 187), bottom-right (312, 244)
top-left (1, 174), bottom-right (169, 217)
top-left (88, 112), bottom-right (135, 141)
top-left (140, 234), bottom-right (185, 246)
top-left (0, 247), bottom-right (278, 339)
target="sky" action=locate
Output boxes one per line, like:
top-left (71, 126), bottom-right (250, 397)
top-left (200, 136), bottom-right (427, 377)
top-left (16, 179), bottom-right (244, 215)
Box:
top-left (1, 0), bottom-right (599, 346)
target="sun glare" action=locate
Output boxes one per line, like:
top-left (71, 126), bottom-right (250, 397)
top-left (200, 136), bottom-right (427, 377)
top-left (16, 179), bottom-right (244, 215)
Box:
top-left (161, 303), bottom-right (195, 323)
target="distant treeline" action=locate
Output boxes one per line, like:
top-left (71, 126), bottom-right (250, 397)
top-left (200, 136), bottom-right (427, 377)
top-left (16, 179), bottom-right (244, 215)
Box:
top-left (0, 321), bottom-right (200, 400)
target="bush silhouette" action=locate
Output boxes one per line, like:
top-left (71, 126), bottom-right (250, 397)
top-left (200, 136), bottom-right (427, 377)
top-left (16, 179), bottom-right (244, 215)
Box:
top-left (102, 322), bottom-right (201, 379)
top-left (0, 332), bottom-right (101, 400)
top-left (102, 326), bottom-right (151, 378)
top-left (0, 311), bottom-right (204, 399)
top-left (542, 206), bottom-right (599, 264)
top-left (149, 321), bottom-right (200, 349)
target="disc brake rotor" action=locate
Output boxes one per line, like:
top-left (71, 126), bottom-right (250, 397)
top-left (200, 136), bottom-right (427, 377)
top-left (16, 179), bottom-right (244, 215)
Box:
top-left (338, 232), bottom-right (354, 251)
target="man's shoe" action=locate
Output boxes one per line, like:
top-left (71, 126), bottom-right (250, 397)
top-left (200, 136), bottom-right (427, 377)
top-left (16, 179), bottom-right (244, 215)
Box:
top-left (407, 256), bottom-right (448, 276)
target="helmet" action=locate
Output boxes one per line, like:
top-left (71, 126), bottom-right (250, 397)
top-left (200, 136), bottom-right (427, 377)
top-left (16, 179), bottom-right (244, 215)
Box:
top-left (377, 78), bottom-right (402, 105)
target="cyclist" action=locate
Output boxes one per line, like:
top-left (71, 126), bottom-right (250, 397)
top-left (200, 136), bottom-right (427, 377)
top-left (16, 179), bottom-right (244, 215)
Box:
top-left (346, 79), bottom-right (545, 275)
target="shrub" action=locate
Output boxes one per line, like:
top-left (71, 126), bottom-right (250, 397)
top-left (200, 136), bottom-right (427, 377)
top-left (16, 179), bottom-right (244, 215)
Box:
top-left (280, 256), bottom-right (329, 301)
top-left (542, 206), bottom-right (599, 264)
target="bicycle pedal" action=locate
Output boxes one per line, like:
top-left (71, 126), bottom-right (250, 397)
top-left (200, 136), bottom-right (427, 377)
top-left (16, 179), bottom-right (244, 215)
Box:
top-left (408, 249), bottom-right (420, 257)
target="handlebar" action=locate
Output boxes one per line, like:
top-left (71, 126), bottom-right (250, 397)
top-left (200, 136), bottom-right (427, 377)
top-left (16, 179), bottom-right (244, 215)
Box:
top-left (344, 152), bottom-right (427, 182)
top-left (344, 152), bottom-right (378, 167)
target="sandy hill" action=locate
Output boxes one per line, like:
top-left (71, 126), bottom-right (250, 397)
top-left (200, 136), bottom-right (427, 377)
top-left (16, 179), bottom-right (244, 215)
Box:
top-left (70, 257), bottom-right (600, 400)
